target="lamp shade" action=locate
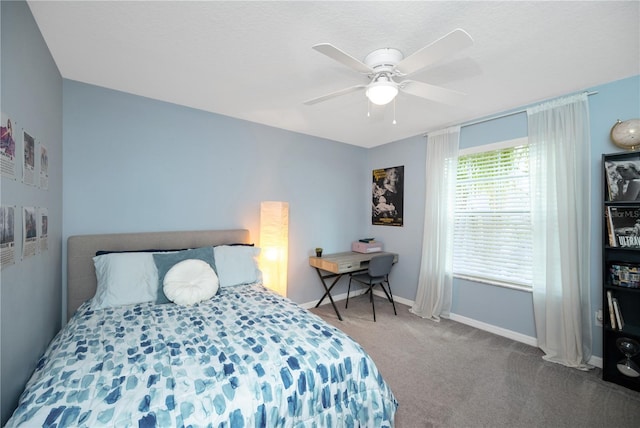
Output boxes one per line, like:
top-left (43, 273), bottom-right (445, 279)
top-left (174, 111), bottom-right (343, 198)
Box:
top-left (259, 201), bottom-right (289, 296)
top-left (366, 79), bottom-right (398, 106)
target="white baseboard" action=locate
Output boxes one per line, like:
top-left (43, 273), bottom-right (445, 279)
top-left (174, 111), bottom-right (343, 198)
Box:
top-left (445, 313), bottom-right (603, 368)
top-left (302, 290), bottom-right (603, 368)
top-left (449, 313), bottom-right (539, 347)
top-left (588, 355), bottom-right (603, 368)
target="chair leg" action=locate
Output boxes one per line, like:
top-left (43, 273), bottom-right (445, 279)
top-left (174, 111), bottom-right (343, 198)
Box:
top-left (370, 284), bottom-right (376, 322)
top-left (346, 277), bottom-right (353, 308)
top-left (376, 280), bottom-right (397, 317)
top-left (379, 282), bottom-right (393, 301)
top-left (384, 279), bottom-right (397, 316)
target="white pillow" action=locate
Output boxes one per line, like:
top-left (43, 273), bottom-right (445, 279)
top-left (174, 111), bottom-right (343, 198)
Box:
top-left (163, 259), bottom-right (219, 305)
top-left (92, 253), bottom-right (159, 310)
top-left (213, 245), bottom-right (262, 287)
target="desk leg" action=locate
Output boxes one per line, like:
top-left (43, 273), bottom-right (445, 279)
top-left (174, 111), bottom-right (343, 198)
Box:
top-left (314, 268), bottom-right (343, 321)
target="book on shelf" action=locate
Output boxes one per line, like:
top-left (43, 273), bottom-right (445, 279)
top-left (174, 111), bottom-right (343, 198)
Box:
top-left (606, 209), bottom-right (614, 247)
top-left (609, 263), bottom-right (640, 288)
top-left (607, 290), bottom-right (617, 330)
top-left (612, 297), bottom-right (624, 330)
top-left (607, 206), bottom-right (640, 248)
top-left (604, 159), bottom-right (640, 201)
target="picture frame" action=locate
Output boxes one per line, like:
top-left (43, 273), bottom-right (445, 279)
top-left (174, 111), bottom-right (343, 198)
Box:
top-left (372, 165), bottom-right (404, 226)
top-left (604, 153), bottom-right (640, 201)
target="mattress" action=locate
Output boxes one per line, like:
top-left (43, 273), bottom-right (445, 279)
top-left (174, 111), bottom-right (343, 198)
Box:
top-left (6, 284), bottom-right (397, 427)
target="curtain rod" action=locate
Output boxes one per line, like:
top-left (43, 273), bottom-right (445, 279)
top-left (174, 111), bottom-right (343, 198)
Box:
top-left (424, 91), bottom-right (598, 135)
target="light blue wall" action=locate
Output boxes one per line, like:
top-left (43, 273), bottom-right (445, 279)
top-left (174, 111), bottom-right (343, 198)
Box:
top-left (0, 1), bottom-right (63, 424)
top-left (366, 135), bottom-right (426, 303)
top-left (62, 80), bottom-right (369, 314)
top-left (368, 75), bottom-right (640, 358)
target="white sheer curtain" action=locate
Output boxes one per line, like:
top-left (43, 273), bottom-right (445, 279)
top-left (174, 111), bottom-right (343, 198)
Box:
top-left (527, 93), bottom-right (592, 369)
top-left (411, 126), bottom-right (460, 321)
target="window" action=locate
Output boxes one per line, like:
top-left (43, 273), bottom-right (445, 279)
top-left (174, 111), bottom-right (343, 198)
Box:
top-left (453, 138), bottom-right (532, 289)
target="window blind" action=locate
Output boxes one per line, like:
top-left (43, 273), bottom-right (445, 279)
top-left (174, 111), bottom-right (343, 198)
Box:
top-left (453, 142), bottom-right (533, 288)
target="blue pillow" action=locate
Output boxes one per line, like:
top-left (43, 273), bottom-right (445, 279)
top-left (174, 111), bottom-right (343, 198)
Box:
top-left (153, 247), bottom-right (216, 304)
top-left (213, 245), bottom-right (262, 287)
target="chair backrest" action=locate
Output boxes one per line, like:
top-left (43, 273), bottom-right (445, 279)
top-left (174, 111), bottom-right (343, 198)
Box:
top-left (368, 254), bottom-right (395, 277)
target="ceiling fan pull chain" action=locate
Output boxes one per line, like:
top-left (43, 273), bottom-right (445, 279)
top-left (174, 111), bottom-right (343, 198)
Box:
top-left (367, 99), bottom-right (371, 117)
top-left (393, 98), bottom-right (397, 125)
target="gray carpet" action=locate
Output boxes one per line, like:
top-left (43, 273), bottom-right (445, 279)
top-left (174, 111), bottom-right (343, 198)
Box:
top-left (310, 294), bottom-right (640, 428)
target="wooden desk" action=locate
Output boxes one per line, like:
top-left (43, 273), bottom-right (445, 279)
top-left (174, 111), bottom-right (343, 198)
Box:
top-left (309, 251), bottom-right (398, 320)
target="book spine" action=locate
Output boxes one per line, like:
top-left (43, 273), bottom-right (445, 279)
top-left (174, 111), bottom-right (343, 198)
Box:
top-left (606, 207), bottom-right (616, 247)
top-left (605, 161), bottom-right (616, 201)
top-left (613, 298), bottom-right (624, 330)
top-left (607, 290), bottom-right (617, 330)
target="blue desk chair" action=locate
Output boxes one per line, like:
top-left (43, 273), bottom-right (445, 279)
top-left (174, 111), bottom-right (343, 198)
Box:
top-left (346, 253), bottom-right (397, 321)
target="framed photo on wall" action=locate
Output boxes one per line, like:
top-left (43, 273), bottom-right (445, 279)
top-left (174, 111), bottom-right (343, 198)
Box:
top-left (1, 113), bottom-right (17, 178)
top-left (372, 165), bottom-right (404, 226)
top-left (23, 130), bottom-right (35, 186)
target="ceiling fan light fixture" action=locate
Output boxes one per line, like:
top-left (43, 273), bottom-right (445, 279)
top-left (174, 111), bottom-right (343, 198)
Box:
top-left (366, 78), bottom-right (398, 106)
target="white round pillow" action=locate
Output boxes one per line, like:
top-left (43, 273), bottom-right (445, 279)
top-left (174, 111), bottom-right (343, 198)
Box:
top-left (163, 259), bottom-right (219, 305)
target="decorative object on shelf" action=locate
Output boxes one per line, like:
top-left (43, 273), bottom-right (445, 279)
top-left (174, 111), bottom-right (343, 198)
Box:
top-left (315, 247), bottom-right (323, 257)
top-left (610, 119), bottom-right (640, 150)
top-left (616, 337), bottom-right (640, 378)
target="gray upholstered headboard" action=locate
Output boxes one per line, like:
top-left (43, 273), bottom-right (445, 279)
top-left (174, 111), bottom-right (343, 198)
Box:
top-left (67, 229), bottom-right (250, 320)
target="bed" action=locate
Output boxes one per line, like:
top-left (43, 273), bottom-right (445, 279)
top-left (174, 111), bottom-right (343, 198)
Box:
top-left (6, 229), bottom-right (397, 427)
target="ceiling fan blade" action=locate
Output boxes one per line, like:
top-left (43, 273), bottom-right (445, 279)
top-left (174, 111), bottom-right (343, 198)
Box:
top-left (312, 43), bottom-right (373, 74)
top-left (400, 80), bottom-right (466, 105)
top-left (395, 28), bottom-right (474, 76)
top-left (304, 85), bottom-right (366, 105)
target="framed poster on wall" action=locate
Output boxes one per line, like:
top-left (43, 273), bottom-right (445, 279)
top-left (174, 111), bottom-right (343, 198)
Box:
top-left (1, 205), bottom-right (16, 268)
top-left (23, 130), bottom-right (35, 186)
top-left (372, 165), bottom-right (404, 226)
top-left (1, 113), bottom-right (17, 178)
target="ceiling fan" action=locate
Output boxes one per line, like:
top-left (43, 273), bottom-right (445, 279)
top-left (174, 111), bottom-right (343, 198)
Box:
top-left (304, 28), bottom-right (473, 108)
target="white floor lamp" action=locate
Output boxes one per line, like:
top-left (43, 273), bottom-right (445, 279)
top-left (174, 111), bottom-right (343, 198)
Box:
top-left (259, 201), bottom-right (289, 297)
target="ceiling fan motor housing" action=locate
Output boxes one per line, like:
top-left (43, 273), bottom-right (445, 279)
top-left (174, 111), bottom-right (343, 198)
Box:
top-left (364, 48), bottom-right (404, 73)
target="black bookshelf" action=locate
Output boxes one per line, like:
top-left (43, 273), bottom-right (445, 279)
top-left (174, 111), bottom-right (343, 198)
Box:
top-left (602, 151), bottom-right (640, 392)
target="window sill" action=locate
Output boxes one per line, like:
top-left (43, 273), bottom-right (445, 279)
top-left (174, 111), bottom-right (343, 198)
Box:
top-left (453, 274), bottom-right (533, 293)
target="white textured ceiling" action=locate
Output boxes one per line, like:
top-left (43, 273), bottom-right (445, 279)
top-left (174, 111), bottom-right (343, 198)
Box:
top-left (27, 1), bottom-right (640, 148)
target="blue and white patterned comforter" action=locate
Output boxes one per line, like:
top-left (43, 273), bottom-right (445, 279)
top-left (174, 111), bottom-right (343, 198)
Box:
top-left (7, 284), bottom-right (397, 427)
